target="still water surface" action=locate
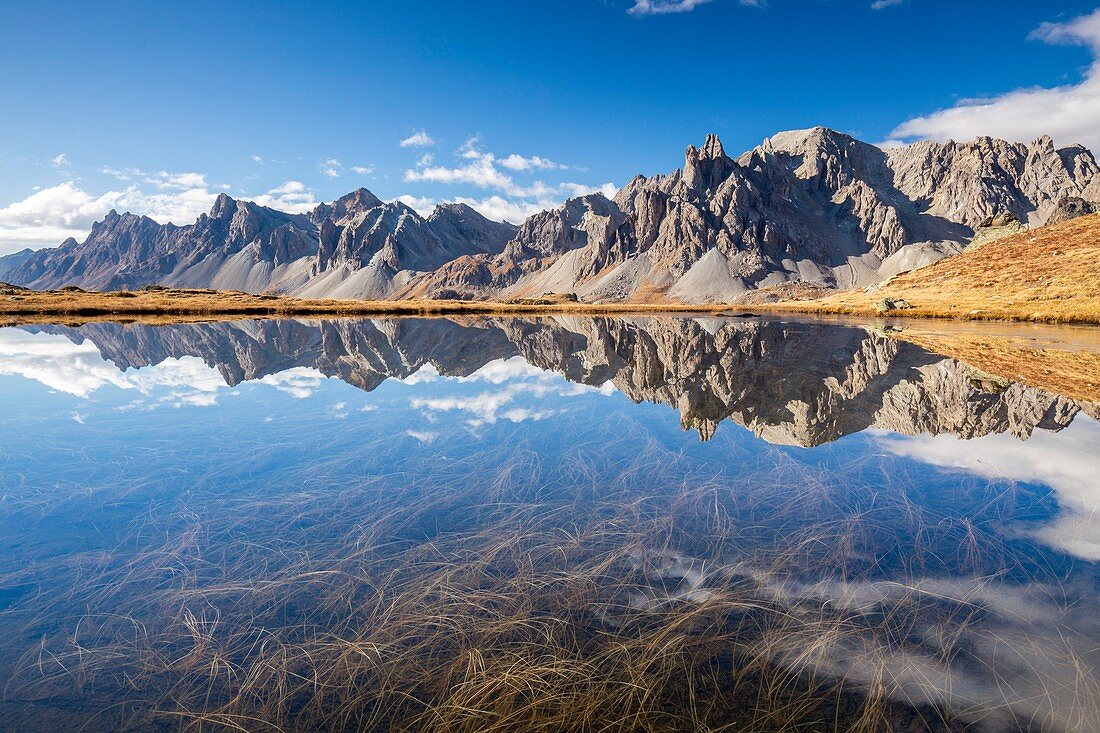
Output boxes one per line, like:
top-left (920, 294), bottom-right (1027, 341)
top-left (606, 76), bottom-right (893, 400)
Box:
top-left (0, 315), bottom-right (1097, 731)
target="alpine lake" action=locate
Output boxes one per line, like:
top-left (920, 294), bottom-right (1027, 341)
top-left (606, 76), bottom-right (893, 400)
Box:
top-left (0, 313), bottom-right (1097, 732)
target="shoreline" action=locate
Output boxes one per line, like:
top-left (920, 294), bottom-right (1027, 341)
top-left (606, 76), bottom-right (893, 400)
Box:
top-left (2, 288), bottom-right (1097, 404)
top-left (2, 288), bottom-right (1099, 326)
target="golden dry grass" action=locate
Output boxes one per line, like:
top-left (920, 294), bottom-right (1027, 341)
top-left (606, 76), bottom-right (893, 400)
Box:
top-left (0, 287), bottom-right (728, 326)
top-left (893, 327), bottom-right (1100, 404)
top-left (767, 213), bottom-right (1100, 324)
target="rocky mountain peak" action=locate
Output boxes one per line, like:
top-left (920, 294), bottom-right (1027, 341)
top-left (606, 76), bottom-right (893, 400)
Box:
top-left (699, 133), bottom-right (727, 159)
top-left (210, 193), bottom-right (238, 220)
top-left (430, 202), bottom-right (478, 219)
top-left (685, 134), bottom-right (735, 192)
top-left (336, 187), bottom-right (384, 215)
top-left (310, 188), bottom-right (386, 226)
top-left (88, 209), bottom-right (152, 236)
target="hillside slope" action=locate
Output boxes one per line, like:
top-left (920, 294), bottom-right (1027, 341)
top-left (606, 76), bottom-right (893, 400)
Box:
top-left (782, 213), bottom-right (1100, 323)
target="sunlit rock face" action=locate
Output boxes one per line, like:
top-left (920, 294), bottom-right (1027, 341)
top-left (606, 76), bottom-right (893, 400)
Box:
top-left (408, 128), bottom-right (1100, 302)
top-left (34, 315), bottom-right (1092, 447)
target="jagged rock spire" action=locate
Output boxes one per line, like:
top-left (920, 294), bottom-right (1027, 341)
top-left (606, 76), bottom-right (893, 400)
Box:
top-left (684, 133), bottom-right (735, 192)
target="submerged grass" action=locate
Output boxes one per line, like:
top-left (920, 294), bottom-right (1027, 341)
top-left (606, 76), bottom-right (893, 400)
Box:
top-left (0, 433), bottom-right (1094, 731)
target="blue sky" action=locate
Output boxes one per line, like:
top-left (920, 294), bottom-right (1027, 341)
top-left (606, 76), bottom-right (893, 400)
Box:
top-left (1, 0), bottom-right (1099, 252)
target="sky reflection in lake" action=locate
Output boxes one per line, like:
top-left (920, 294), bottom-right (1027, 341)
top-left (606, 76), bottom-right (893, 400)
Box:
top-left (0, 316), bottom-right (1097, 732)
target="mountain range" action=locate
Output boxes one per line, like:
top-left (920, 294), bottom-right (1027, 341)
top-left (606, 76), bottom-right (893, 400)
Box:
top-left (5, 127), bottom-right (1100, 303)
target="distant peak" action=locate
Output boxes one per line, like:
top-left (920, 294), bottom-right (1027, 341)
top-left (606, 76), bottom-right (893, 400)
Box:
top-left (335, 187), bottom-right (383, 212)
top-left (434, 201), bottom-right (477, 216)
top-left (210, 193), bottom-right (238, 218)
top-left (761, 127), bottom-right (857, 153)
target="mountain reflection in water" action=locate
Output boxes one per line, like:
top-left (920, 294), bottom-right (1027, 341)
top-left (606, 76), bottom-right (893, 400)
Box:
top-left (23, 315), bottom-right (1100, 445)
top-left (0, 315), bottom-right (1097, 732)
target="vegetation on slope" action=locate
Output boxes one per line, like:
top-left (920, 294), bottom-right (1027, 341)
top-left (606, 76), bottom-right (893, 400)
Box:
top-left (773, 214), bottom-right (1100, 324)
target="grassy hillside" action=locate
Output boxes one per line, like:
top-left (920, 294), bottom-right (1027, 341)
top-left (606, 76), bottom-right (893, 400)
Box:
top-left (773, 213), bottom-right (1100, 324)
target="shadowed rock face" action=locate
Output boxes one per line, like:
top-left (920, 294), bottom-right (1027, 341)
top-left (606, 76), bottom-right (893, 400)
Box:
top-left (35, 316), bottom-right (1091, 447)
top-left (9, 130), bottom-right (1098, 303)
top-left (1046, 196), bottom-right (1099, 225)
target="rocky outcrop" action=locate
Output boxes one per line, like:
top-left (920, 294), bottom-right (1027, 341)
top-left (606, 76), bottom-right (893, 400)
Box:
top-left (968, 212), bottom-right (1027, 249)
top-left (8, 189), bottom-right (516, 298)
top-left (1046, 196), bottom-right (1099, 225)
top-left (39, 315), bottom-right (1092, 448)
top-left (885, 136), bottom-right (1100, 228)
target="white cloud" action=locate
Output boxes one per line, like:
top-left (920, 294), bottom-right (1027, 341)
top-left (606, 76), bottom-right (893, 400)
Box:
top-left (500, 407), bottom-right (554, 423)
top-left (251, 154), bottom-right (264, 164)
top-left (258, 367), bottom-right (328, 398)
top-left (0, 173), bottom-right (325, 253)
top-left (870, 0), bottom-right (902, 8)
top-left (459, 356), bottom-right (549, 384)
top-left (0, 183), bottom-right (126, 250)
top-left (248, 181), bottom-right (318, 213)
top-left (401, 138), bottom-right (617, 224)
top-left (452, 195), bottom-right (549, 224)
top-left (888, 9), bottom-right (1100, 151)
top-left (144, 171), bottom-right (210, 191)
top-left (400, 130), bottom-right (435, 148)
top-left (399, 364), bottom-right (441, 385)
top-left (405, 148), bottom-right (516, 191)
top-left (405, 429), bottom-right (437, 443)
top-left (409, 357), bottom-right (614, 427)
top-left (99, 166), bottom-right (141, 181)
top-left (877, 416), bottom-right (1100, 561)
top-left (6, 184), bottom-right (217, 250)
top-left (393, 195), bottom-right (438, 218)
top-left (499, 154), bottom-right (562, 172)
top-left (627, 0), bottom-right (760, 15)
top-left (318, 158), bottom-right (371, 179)
top-left (50, 153), bottom-right (70, 169)
top-left (0, 329), bottom-right (227, 407)
top-left (560, 182), bottom-right (619, 199)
